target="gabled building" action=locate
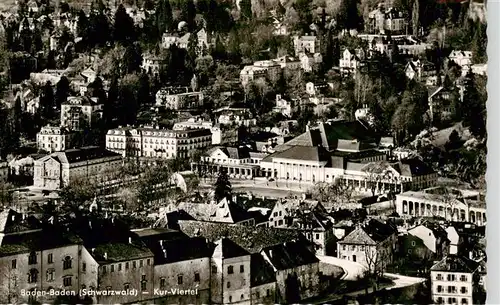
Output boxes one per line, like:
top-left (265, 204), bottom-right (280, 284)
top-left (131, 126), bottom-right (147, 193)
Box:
top-left (448, 50), bottom-right (473, 68)
top-left (337, 219), bottom-right (398, 270)
top-left (36, 125), bottom-right (73, 153)
top-left (430, 255), bottom-right (481, 305)
top-left (60, 96), bottom-right (103, 131)
top-left (33, 146), bottom-right (122, 189)
top-left (368, 6), bottom-right (406, 34)
top-left (339, 49), bottom-right (366, 76)
top-left (273, 94), bottom-right (296, 118)
top-left (268, 199), bottom-right (335, 255)
top-left (407, 221), bottom-right (450, 259)
top-left (428, 86), bottom-right (455, 121)
top-left (155, 87), bottom-right (204, 110)
top-left (167, 198), bottom-right (256, 226)
top-left (293, 35), bottom-right (321, 55)
top-left (405, 59), bottom-right (437, 82)
top-left (260, 241), bottom-right (320, 303)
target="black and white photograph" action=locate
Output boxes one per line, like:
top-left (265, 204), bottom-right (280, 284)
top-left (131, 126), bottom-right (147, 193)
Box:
top-left (0, 0), bottom-right (489, 303)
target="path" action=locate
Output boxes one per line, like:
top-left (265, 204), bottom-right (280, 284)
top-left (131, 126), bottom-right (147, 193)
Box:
top-left (316, 255), bottom-right (366, 281)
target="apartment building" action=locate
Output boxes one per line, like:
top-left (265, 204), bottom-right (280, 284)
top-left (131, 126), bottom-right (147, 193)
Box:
top-left (36, 125), bottom-right (73, 153)
top-left (60, 96), bottom-right (103, 131)
top-left (430, 255), bottom-right (480, 305)
top-left (33, 146), bottom-right (123, 189)
top-left (155, 88), bottom-right (204, 110)
top-left (106, 126), bottom-right (212, 160)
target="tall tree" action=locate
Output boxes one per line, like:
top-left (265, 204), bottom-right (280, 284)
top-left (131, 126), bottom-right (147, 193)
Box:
top-left (123, 43), bottom-right (143, 75)
top-left (113, 4), bottom-right (136, 44)
top-left (40, 81), bottom-right (55, 120)
top-left (180, 0), bottom-right (196, 29)
top-left (337, 0), bottom-right (360, 30)
top-left (156, 0), bottom-right (173, 34)
top-left (214, 168), bottom-right (232, 202)
top-left (239, 0), bottom-right (252, 20)
top-left (55, 76), bottom-right (70, 108)
top-left (412, 0), bottom-right (420, 36)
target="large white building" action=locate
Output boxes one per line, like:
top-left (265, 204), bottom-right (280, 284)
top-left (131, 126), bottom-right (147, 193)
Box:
top-left (155, 88), bottom-right (204, 110)
top-left (33, 147), bottom-right (122, 189)
top-left (430, 255), bottom-right (480, 305)
top-left (395, 187), bottom-right (486, 225)
top-left (259, 121), bottom-right (436, 192)
top-left (106, 126), bottom-right (212, 160)
top-left (60, 96), bottom-right (103, 131)
top-left (173, 118), bottom-right (237, 145)
top-left (36, 125), bottom-right (73, 153)
top-left (240, 60), bottom-right (282, 88)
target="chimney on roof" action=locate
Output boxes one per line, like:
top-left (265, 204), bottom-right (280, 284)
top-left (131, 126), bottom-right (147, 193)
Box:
top-left (163, 249), bottom-right (167, 258)
top-left (269, 250), bottom-right (273, 258)
top-left (103, 252), bottom-right (108, 260)
top-left (128, 237), bottom-right (132, 244)
top-left (91, 248), bottom-right (95, 255)
top-left (159, 240), bottom-right (163, 247)
top-left (11, 214), bottom-right (15, 221)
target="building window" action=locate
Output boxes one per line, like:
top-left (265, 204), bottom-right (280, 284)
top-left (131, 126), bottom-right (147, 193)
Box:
top-left (240, 265), bottom-right (244, 273)
top-left (461, 287), bottom-right (467, 294)
top-left (437, 285), bottom-right (443, 292)
top-left (103, 266), bottom-right (107, 274)
top-left (316, 234), bottom-right (320, 240)
top-left (141, 281), bottom-right (147, 291)
top-left (447, 274), bottom-right (456, 281)
top-left (178, 275), bottom-right (183, 285)
top-left (126, 262), bottom-right (129, 270)
top-left (461, 298), bottom-right (468, 304)
top-left (448, 286), bottom-right (457, 293)
top-left (256, 291), bottom-right (260, 299)
top-left (63, 276), bottom-right (72, 287)
top-left (194, 273), bottom-right (200, 282)
top-left (118, 263), bottom-right (122, 271)
top-left (241, 294), bottom-right (244, 300)
top-left (82, 263), bottom-right (86, 272)
top-left (63, 256), bottom-right (72, 270)
top-left (437, 273), bottom-right (443, 280)
top-left (28, 252), bottom-right (37, 265)
top-left (227, 281), bottom-right (231, 288)
top-left (48, 253), bottom-right (53, 264)
top-left (133, 261), bottom-right (136, 269)
top-left (124, 283), bottom-right (130, 290)
top-left (229, 296), bottom-right (232, 302)
top-left (140, 260), bottom-right (143, 268)
top-left (147, 259), bottom-right (151, 265)
top-left (267, 289), bottom-right (270, 297)
top-left (460, 275), bottom-right (467, 282)
top-left (11, 259), bottom-right (16, 269)
top-left (160, 278), bottom-right (166, 289)
top-left (28, 269), bottom-right (38, 283)
top-left (228, 265), bottom-right (234, 274)
top-left (46, 269), bottom-right (55, 282)
top-left (211, 265), bottom-right (217, 273)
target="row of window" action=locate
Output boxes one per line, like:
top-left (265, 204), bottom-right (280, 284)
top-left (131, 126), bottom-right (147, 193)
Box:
top-left (160, 273), bottom-right (201, 288)
top-left (27, 269), bottom-right (72, 286)
top-left (25, 253), bottom-right (73, 269)
top-left (341, 244), bottom-right (368, 252)
top-left (435, 297), bottom-right (469, 304)
top-left (436, 285), bottom-right (469, 294)
top-left (102, 259), bottom-right (151, 274)
top-left (435, 274), bottom-right (469, 282)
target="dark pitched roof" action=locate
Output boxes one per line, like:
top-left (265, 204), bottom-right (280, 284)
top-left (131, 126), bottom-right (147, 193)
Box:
top-left (431, 255), bottom-right (480, 273)
top-left (339, 219), bottom-right (397, 245)
top-left (178, 220), bottom-right (308, 253)
top-left (215, 237), bottom-right (250, 259)
top-left (263, 146), bottom-right (330, 162)
top-left (251, 253), bottom-right (276, 286)
top-left (261, 241), bottom-right (319, 270)
top-left (92, 242), bottom-right (153, 263)
top-left (153, 210), bottom-right (196, 230)
top-left (0, 227), bottom-right (82, 257)
top-left (275, 120), bottom-right (377, 152)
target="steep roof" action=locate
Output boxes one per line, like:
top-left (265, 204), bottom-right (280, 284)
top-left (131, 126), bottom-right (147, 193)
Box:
top-left (263, 146), bottom-right (330, 162)
top-left (40, 146), bottom-right (121, 165)
top-left (213, 237), bottom-right (250, 259)
top-left (178, 220), bottom-right (308, 253)
top-left (175, 198), bottom-right (253, 224)
top-left (251, 253), bottom-right (276, 286)
top-left (339, 219), bottom-right (397, 245)
top-left (431, 255), bottom-right (480, 273)
top-left (261, 241), bottom-right (319, 270)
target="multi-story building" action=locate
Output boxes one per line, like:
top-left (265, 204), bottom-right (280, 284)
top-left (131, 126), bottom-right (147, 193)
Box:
top-left (60, 96), bottom-right (103, 131)
top-left (268, 199), bottom-right (335, 256)
top-left (260, 241), bottom-right (320, 303)
top-left (405, 59), bottom-right (437, 82)
top-left (259, 121), bottom-right (436, 191)
top-left (33, 146), bottom-right (122, 189)
top-left (337, 219), bottom-right (398, 269)
top-left (293, 35), bottom-right (321, 55)
top-left (36, 125), bottom-right (73, 153)
top-left (142, 53), bottom-right (166, 75)
top-left (430, 255), bottom-right (480, 305)
top-left (407, 222), bottom-right (450, 259)
top-left (368, 6), bottom-right (406, 34)
top-left (240, 60), bottom-right (282, 88)
top-left (106, 126), bottom-right (212, 160)
top-left (340, 49), bottom-right (366, 76)
top-left (155, 88), bottom-right (204, 110)
top-left (448, 50), bottom-right (473, 68)
top-left (0, 209), bottom-right (83, 304)
top-left (396, 187), bottom-right (486, 225)
top-left (273, 94), bottom-right (295, 118)
top-left (191, 146), bottom-right (265, 180)
top-left (173, 118), bottom-right (238, 145)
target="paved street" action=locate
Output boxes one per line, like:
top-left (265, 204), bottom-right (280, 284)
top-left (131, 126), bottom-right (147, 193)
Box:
top-left (317, 255), bottom-right (367, 281)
